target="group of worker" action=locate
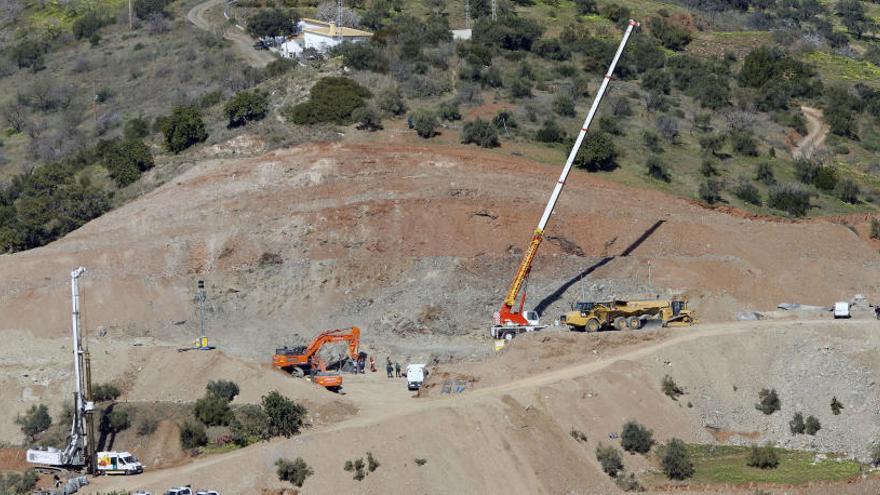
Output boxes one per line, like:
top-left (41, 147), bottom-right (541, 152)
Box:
top-left (386, 358), bottom-right (402, 378)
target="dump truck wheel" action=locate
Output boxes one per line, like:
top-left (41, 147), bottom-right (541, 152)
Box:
top-left (586, 318), bottom-right (601, 332)
top-left (504, 331), bottom-right (515, 341)
top-left (291, 367), bottom-right (305, 378)
top-left (613, 316), bottom-right (626, 331)
top-left (626, 316), bottom-right (641, 329)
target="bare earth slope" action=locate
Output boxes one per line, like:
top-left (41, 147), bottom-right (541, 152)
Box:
top-left (1, 142), bottom-right (879, 360)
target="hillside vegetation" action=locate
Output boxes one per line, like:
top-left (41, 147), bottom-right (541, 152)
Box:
top-left (3, 0), bottom-right (880, 253)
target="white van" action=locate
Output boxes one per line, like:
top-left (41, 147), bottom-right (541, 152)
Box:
top-left (833, 302), bottom-right (851, 319)
top-left (165, 487), bottom-right (192, 495)
top-left (406, 364), bottom-right (428, 390)
top-left (96, 451), bottom-right (144, 475)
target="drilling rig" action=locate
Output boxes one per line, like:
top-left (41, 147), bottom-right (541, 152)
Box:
top-left (26, 267), bottom-right (97, 473)
top-left (491, 21), bottom-right (640, 341)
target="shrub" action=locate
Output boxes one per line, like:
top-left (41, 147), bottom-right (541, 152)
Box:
top-left (352, 106), bottom-right (383, 131)
top-left (661, 438), bottom-right (694, 480)
top-left (137, 417), bottom-right (159, 436)
top-left (377, 86), bottom-right (407, 116)
top-left (814, 167), bottom-right (838, 191)
top-left (73, 11), bottom-right (111, 40)
top-left (509, 77), bottom-right (533, 99)
top-left (102, 408), bottom-right (131, 434)
top-left (596, 443), bottom-right (623, 477)
top-left (334, 43), bottom-right (388, 72)
top-left (553, 95), bottom-right (576, 117)
top-left (536, 119), bottom-right (566, 143)
top-left (414, 458), bottom-right (428, 466)
top-left (414, 111), bottom-right (438, 138)
top-left (699, 178), bottom-right (722, 204)
top-left (276, 457), bottom-right (313, 488)
top-left (124, 117), bottom-right (150, 140)
top-left (570, 428), bottom-right (588, 442)
top-left (461, 119), bottom-right (500, 148)
top-left (649, 16), bottom-right (691, 51)
top-left (755, 388), bottom-right (781, 415)
top-left (700, 159), bottom-right (718, 177)
top-left (575, 0), bottom-right (598, 14)
top-left (16, 404), bottom-right (52, 441)
top-left (657, 115), bottom-right (679, 143)
top-left (871, 218), bottom-right (880, 239)
top-left (621, 421), bottom-right (654, 454)
top-left (790, 412), bottom-right (805, 434)
top-left (747, 444), bottom-right (780, 469)
top-left (643, 131), bottom-right (662, 152)
top-left (180, 419), bottom-right (208, 449)
top-left (731, 130), bottom-right (758, 156)
top-left (645, 156), bottom-right (671, 182)
top-left (224, 90), bottom-right (269, 128)
top-left (161, 106), bottom-right (208, 153)
top-left (195, 394), bottom-right (233, 426)
top-left (836, 179), bottom-right (859, 204)
top-left (345, 457), bottom-right (367, 480)
top-left (574, 131), bottom-right (618, 171)
top-left (698, 133), bottom-right (725, 156)
top-left (768, 183), bottom-right (811, 217)
top-left (733, 178), bottom-right (761, 205)
top-left (805, 415), bottom-right (821, 435)
top-left (830, 396), bottom-right (844, 415)
top-left (493, 110), bottom-right (517, 131)
top-left (661, 375), bottom-right (684, 400)
top-left (92, 383), bottom-right (121, 402)
top-left (11, 41), bottom-right (45, 70)
top-left (794, 158), bottom-right (820, 185)
top-left (247, 8), bottom-right (299, 38)
top-left (287, 77), bottom-right (371, 125)
top-left (755, 162), bottom-right (775, 185)
top-left (437, 100), bottom-right (462, 121)
top-left (597, 115), bottom-right (621, 136)
top-left (230, 404), bottom-right (269, 446)
top-left (207, 380), bottom-right (240, 403)
top-left (105, 140), bottom-right (154, 187)
top-left (367, 451), bottom-right (380, 472)
top-left (134, 0), bottom-right (172, 18)
top-left (262, 390), bottom-right (306, 439)
top-left (871, 442), bottom-right (880, 466)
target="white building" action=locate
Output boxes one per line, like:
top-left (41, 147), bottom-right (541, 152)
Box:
top-left (280, 18), bottom-right (372, 58)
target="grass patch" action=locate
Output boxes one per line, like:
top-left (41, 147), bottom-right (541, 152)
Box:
top-left (803, 51), bottom-right (880, 85)
top-left (646, 444), bottom-right (861, 485)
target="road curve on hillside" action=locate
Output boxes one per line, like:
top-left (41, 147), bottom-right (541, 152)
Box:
top-left (186, 0), bottom-right (275, 68)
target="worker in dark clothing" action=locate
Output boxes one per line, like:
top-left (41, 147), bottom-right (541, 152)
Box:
top-left (395, 362), bottom-right (401, 377)
top-left (386, 361), bottom-right (393, 378)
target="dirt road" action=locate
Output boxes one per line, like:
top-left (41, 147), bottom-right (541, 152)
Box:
top-left (186, 0), bottom-right (275, 68)
top-left (792, 106), bottom-right (828, 159)
top-left (87, 319), bottom-right (831, 494)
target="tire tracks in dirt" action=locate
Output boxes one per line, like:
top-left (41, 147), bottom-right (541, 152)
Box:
top-left (186, 0), bottom-right (275, 68)
top-left (792, 106), bottom-right (828, 160)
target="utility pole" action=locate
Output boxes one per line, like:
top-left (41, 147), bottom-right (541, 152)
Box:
top-left (128, 0), bottom-right (133, 30)
top-left (491, 0), bottom-right (497, 21)
top-left (465, 0), bottom-right (471, 29)
top-left (196, 280), bottom-right (209, 349)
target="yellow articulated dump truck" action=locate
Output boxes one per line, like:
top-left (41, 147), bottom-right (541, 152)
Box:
top-left (560, 298), bottom-right (695, 332)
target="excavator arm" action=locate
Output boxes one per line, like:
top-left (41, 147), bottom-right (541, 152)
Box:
top-left (272, 326), bottom-right (360, 369)
top-left (494, 20), bottom-right (640, 332)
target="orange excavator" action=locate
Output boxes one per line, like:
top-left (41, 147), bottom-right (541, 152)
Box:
top-left (272, 327), bottom-right (361, 391)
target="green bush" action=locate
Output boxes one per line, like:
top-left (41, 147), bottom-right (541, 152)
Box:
top-left (700, 159), bottom-right (718, 177)
top-left (15, 404), bottom-right (51, 441)
top-left (207, 380), bottom-right (240, 402)
top-left (574, 131), bottom-right (618, 171)
top-left (698, 133), bottom-right (725, 156)
top-left (161, 106), bottom-right (208, 153)
top-left (509, 77), bottom-right (533, 99)
top-left (732, 178), bottom-right (761, 206)
top-left (10, 41), bottom-right (45, 69)
top-left (536, 119), bottom-right (566, 143)
top-left (871, 442), bottom-right (880, 466)
top-left (276, 457), bottom-right (313, 488)
top-left (414, 111), bottom-right (438, 139)
top-left (195, 394), bottom-right (233, 426)
top-left (134, 0), bottom-right (172, 18)
top-left (597, 115), bottom-right (621, 136)
top-left (790, 412), bottom-right (805, 434)
top-left (180, 419), bottom-right (208, 449)
top-left (805, 415), bottom-right (821, 435)
top-left (262, 390), bottom-right (306, 439)
top-left (621, 421), bottom-right (654, 454)
top-left (137, 417), bottom-right (159, 436)
top-left (661, 375), bottom-right (684, 400)
top-left (553, 95), bottom-right (576, 117)
top-left (92, 383), bottom-right (121, 402)
top-left (755, 388), bottom-right (781, 415)
top-left (73, 11), bottom-right (111, 40)
top-left (814, 167), bottom-right (838, 191)
top-left (596, 443), bottom-right (623, 477)
top-left (649, 16), bottom-right (691, 50)
top-left (124, 117), bottom-right (150, 140)
top-left (104, 140), bottom-right (154, 187)
top-left (224, 90), bottom-right (269, 128)
top-left (344, 457), bottom-right (367, 480)
top-left (247, 8), bottom-right (299, 38)
top-left (575, 0), bottom-right (598, 14)
top-left (871, 218), bottom-right (880, 239)
top-left (230, 404), bottom-right (269, 446)
top-left (731, 130), bottom-right (758, 156)
top-left (0, 470), bottom-right (39, 494)
top-left (794, 159), bottom-right (820, 185)
top-left (836, 179), bottom-right (859, 204)
top-left (747, 444), bottom-right (780, 469)
top-left (461, 119), bottom-right (500, 148)
top-left (830, 396), bottom-right (844, 415)
top-left (768, 183), bottom-right (811, 217)
top-left (102, 408), bottom-right (131, 434)
top-left (367, 451), bottom-right (380, 472)
top-left (699, 178), bottom-right (722, 204)
top-left (661, 438), bottom-right (694, 480)
top-left (643, 131), bottom-right (662, 152)
top-left (377, 86), bottom-right (407, 116)
top-left (437, 100), bottom-right (462, 121)
top-left (352, 106), bottom-right (383, 131)
top-left (646, 156), bottom-right (671, 182)
top-left (755, 162), bottom-right (775, 185)
top-left (289, 78), bottom-right (371, 125)
top-left (333, 43), bottom-right (389, 73)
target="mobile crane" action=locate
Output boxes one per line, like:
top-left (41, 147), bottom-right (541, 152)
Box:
top-left (491, 20), bottom-right (640, 341)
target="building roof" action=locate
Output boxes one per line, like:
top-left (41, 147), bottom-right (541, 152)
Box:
top-left (300, 17), bottom-right (333, 27)
top-left (304, 24), bottom-right (373, 38)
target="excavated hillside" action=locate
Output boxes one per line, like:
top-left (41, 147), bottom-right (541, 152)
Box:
top-left (1, 142), bottom-right (879, 361)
